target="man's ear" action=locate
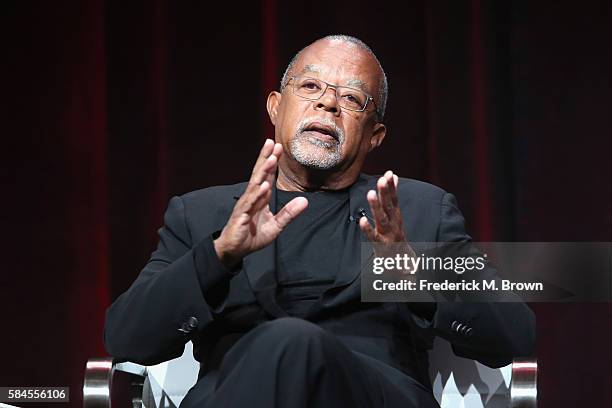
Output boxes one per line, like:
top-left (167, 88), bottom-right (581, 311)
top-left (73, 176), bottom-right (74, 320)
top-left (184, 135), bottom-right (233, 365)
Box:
top-left (369, 122), bottom-right (387, 152)
top-left (266, 91), bottom-right (281, 125)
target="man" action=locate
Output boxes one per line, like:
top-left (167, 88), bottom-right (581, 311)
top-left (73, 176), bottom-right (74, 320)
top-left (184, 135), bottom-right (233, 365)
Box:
top-left (104, 35), bottom-right (535, 407)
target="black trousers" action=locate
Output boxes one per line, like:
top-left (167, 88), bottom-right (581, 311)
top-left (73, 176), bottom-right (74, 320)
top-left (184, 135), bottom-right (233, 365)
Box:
top-left (180, 317), bottom-right (439, 408)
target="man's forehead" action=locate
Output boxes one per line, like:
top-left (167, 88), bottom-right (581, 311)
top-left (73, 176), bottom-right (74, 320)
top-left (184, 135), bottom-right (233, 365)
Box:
top-left (296, 63), bottom-right (371, 92)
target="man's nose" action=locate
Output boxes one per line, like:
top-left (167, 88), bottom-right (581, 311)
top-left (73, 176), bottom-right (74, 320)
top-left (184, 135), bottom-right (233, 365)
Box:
top-left (314, 87), bottom-right (340, 116)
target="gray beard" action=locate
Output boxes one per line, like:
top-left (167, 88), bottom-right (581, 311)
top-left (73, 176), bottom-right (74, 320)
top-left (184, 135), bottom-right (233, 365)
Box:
top-left (289, 133), bottom-right (343, 170)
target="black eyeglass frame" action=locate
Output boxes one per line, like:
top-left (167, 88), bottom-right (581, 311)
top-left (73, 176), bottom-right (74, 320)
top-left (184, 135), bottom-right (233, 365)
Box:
top-left (284, 75), bottom-right (380, 120)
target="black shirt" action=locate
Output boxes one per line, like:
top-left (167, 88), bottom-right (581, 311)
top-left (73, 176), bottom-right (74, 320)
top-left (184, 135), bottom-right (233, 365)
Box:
top-left (275, 189), bottom-right (351, 318)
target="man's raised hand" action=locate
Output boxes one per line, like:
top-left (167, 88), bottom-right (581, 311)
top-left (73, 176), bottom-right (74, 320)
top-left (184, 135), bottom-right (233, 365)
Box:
top-left (359, 170), bottom-right (407, 244)
top-left (359, 171), bottom-right (417, 275)
top-left (213, 139), bottom-right (308, 268)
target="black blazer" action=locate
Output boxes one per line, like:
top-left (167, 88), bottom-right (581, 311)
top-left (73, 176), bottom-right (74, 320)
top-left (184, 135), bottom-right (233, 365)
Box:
top-left (104, 174), bottom-right (535, 387)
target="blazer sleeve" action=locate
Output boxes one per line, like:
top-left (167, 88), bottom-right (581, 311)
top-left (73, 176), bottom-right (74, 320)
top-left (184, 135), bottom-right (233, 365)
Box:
top-left (420, 193), bottom-right (536, 368)
top-left (104, 195), bottom-right (234, 365)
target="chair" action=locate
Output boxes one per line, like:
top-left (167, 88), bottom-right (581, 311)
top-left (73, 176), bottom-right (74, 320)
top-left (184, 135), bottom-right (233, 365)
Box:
top-left (83, 338), bottom-right (537, 407)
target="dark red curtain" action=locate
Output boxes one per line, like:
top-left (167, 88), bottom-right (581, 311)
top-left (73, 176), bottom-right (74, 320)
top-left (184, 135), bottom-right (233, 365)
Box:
top-left (3, 2), bottom-right (110, 407)
top-left (3, 1), bottom-right (611, 406)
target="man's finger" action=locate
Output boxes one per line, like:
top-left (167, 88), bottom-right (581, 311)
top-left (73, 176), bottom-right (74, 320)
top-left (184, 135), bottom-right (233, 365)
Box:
top-left (359, 216), bottom-right (377, 242)
top-left (272, 141), bottom-right (283, 158)
top-left (367, 189), bottom-right (391, 234)
top-left (249, 180), bottom-right (273, 215)
top-left (249, 140), bottom-right (280, 184)
top-left (272, 196), bottom-right (308, 231)
top-left (239, 143), bottom-right (281, 213)
top-left (250, 139), bottom-right (274, 175)
top-left (255, 152), bottom-right (279, 183)
top-left (384, 170), bottom-right (399, 207)
top-left (248, 144), bottom-right (282, 215)
top-left (241, 180), bottom-right (272, 214)
top-left (264, 145), bottom-right (282, 186)
top-left (243, 153), bottom-right (278, 200)
top-left (378, 175), bottom-right (397, 218)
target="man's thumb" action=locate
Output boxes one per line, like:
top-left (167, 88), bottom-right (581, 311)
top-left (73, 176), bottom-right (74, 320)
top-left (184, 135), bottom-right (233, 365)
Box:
top-left (274, 197), bottom-right (308, 230)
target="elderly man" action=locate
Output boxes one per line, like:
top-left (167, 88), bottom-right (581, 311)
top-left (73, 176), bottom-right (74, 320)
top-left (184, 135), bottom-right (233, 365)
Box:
top-left (104, 35), bottom-right (535, 407)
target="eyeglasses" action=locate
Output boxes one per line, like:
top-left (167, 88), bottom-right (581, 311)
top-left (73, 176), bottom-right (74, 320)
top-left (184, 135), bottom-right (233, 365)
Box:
top-left (285, 76), bottom-right (378, 118)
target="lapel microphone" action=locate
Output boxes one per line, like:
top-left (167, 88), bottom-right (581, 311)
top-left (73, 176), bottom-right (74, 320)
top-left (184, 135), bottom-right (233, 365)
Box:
top-left (348, 208), bottom-right (369, 223)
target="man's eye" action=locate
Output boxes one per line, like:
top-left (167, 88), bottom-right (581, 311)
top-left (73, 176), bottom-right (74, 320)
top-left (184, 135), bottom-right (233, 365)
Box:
top-left (301, 81), bottom-right (321, 90)
top-left (342, 94), bottom-right (362, 105)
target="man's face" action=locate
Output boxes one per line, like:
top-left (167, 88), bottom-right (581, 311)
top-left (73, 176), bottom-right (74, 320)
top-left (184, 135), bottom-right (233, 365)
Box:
top-left (268, 39), bottom-right (386, 176)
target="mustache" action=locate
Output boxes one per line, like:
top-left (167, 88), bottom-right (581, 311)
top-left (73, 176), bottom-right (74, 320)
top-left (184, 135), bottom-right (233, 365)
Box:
top-left (296, 117), bottom-right (344, 143)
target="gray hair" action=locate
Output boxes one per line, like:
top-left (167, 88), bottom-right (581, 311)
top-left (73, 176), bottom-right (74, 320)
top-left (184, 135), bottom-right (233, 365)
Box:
top-left (280, 35), bottom-right (388, 121)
